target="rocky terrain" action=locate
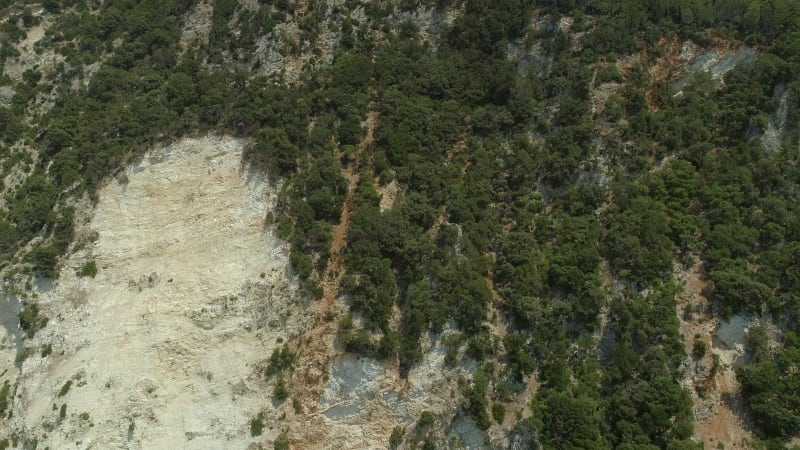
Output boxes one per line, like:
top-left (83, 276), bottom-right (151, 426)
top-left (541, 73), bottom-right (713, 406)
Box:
top-left (0, 135), bottom-right (480, 449)
top-left (3, 137), bottom-right (307, 448)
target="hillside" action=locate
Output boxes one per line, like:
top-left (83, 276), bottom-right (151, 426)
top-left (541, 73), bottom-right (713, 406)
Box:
top-left (1, 0), bottom-right (799, 449)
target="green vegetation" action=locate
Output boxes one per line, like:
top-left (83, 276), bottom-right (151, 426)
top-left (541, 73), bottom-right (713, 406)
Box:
top-left (18, 303), bottom-right (46, 339)
top-left (77, 260), bottom-right (97, 278)
top-left (274, 432), bottom-right (290, 450)
top-left (14, 347), bottom-right (29, 364)
top-left (389, 426), bottom-right (405, 448)
top-left (417, 411), bottom-right (435, 428)
top-left (264, 344), bottom-right (294, 378)
top-left (491, 403), bottom-right (505, 424)
top-left (57, 380), bottom-right (71, 398)
top-left (463, 367), bottom-right (491, 430)
top-left (0, 380), bottom-right (10, 418)
top-left (250, 413), bottom-right (264, 437)
top-left (692, 338), bottom-right (707, 359)
top-left (273, 376), bottom-right (288, 402)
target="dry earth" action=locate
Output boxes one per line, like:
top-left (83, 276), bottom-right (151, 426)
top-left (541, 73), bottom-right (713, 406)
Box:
top-left (7, 136), bottom-right (310, 449)
top-left (180, 0), bottom-right (214, 54)
top-left (2, 129), bottom-right (481, 449)
top-left (676, 259), bottom-right (755, 449)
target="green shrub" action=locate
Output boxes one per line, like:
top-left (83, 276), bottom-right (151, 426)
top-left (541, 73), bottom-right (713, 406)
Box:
top-left (18, 304), bottom-right (44, 339)
top-left (492, 403), bottom-right (505, 424)
top-left (274, 432), bottom-right (290, 450)
top-left (78, 260), bottom-right (98, 278)
top-left (265, 345), bottom-right (295, 377)
top-left (250, 413), bottom-right (264, 437)
top-left (273, 376), bottom-right (289, 402)
top-left (692, 339), bottom-right (707, 359)
top-left (58, 380), bottom-right (72, 397)
top-left (0, 381), bottom-right (10, 416)
top-left (596, 64), bottom-right (623, 84)
top-left (417, 411), bottom-right (434, 428)
top-left (25, 245), bottom-right (61, 279)
top-left (463, 368), bottom-right (490, 430)
top-left (389, 426), bottom-right (404, 447)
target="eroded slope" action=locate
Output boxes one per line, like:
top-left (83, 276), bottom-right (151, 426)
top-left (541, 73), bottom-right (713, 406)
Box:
top-left (9, 136), bottom-right (306, 449)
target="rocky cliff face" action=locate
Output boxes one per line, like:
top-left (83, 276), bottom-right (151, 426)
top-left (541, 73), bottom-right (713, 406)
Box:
top-left (2, 136), bottom-right (309, 448)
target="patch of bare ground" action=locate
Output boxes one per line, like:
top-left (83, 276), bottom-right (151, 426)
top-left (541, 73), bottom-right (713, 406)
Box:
top-left (591, 80), bottom-right (621, 116)
top-left (248, 1), bottom-right (343, 84)
top-left (649, 37), bottom-right (690, 87)
top-left (675, 257), bottom-right (755, 449)
top-left (488, 372), bottom-right (539, 449)
top-left (179, 0), bottom-right (213, 54)
top-left (590, 259), bottom-right (614, 357)
top-left (448, 134), bottom-right (470, 177)
top-left (485, 276), bottom-right (507, 341)
top-left (485, 275), bottom-right (530, 448)
top-left (648, 35), bottom-right (733, 84)
top-left (377, 178), bottom-right (399, 212)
